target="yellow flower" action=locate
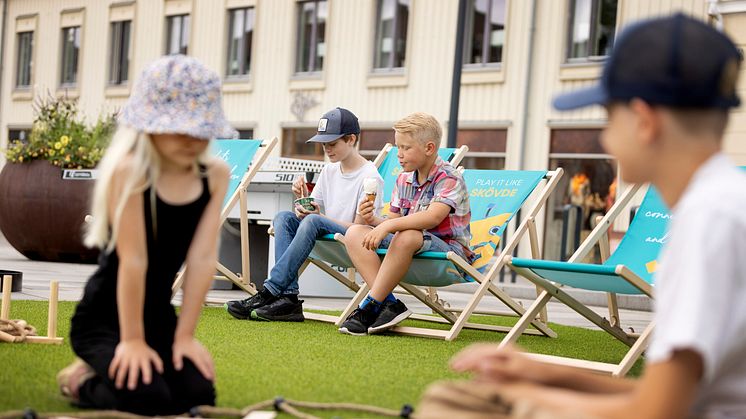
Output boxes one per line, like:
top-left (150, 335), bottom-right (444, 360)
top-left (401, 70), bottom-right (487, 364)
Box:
top-left (78, 146), bottom-right (85, 152)
top-left (18, 156), bottom-right (23, 162)
top-left (65, 155), bottom-right (71, 162)
top-left (60, 135), bottom-right (70, 145)
top-left (49, 150), bottom-right (56, 156)
top-left (60, 148), bottom-right (66, 154)
top-left (54, 142), bottom-right (62, 150)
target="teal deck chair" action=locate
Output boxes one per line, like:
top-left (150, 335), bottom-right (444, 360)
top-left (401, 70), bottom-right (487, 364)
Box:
top-left (502, 184), bottom-right (669, 376)
top-left (296, 143), bottom-right (468, 318)
top-left (171, 138), bottom-right (278, 296)
top-left (308, 168), bottom-right (565, 341)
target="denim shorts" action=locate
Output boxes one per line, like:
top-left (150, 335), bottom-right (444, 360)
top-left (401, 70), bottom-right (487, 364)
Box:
top-left (379, 230), bottom-right (469, 260)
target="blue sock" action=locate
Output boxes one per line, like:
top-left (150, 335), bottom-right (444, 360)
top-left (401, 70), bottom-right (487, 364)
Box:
top-left (384, 293), bottom-right (397, 303)
top-left (359, 295), bottom-right (383, 313)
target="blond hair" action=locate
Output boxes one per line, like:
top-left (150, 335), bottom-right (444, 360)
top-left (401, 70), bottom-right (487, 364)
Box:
top-left (393, 112), bottom-right (442, 145)
top-left (84, 127), bottom-right (210, 251)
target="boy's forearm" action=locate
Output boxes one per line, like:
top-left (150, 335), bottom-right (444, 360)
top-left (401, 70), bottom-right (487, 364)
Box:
top-left (385, 211), bottom-right (441, 232)
top-left (543, 364), bottom-right (637, 393)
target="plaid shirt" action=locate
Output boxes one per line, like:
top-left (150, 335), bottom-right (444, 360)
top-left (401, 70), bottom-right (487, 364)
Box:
top-left (390, 157), bottom-right (474, 261)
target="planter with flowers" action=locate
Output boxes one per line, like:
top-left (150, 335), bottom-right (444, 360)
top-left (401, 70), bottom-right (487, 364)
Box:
top-left (0, 95), bottom-right (115, 263)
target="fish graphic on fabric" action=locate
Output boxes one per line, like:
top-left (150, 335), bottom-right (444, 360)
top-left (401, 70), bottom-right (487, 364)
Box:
top-left (470, 212), bottom-right (512, 270)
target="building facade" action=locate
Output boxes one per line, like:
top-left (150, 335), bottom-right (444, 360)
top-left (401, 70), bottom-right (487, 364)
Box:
top-left (0, 0), bottom-right (744, 260)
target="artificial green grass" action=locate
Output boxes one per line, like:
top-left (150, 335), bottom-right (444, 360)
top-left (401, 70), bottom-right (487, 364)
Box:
top-left (0, 301), bottom-right (644, 417)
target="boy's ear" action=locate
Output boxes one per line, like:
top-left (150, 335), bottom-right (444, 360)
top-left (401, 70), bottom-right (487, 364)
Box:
top-left (629, 98), bottom-right (661, 147)
top-left (425, 140), bottom-right (438, 155)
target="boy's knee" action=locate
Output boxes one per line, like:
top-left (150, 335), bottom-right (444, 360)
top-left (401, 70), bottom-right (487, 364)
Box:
top-left (273, 210), bottom-right (296, 226)
top-left (392, 230), bottom-right (423, 251)
top-left (344, 225), bottom-right (370, 244)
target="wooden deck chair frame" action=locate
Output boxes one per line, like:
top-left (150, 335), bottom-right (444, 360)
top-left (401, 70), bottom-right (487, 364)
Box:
top-left (296, 143), bottom-right (468, 323)
top-left (308, 169), bottom-right (565, 342)
top-left (500, 183), bottom-right (656, 376)
top-left (171, 137), bottom-right (278, 297)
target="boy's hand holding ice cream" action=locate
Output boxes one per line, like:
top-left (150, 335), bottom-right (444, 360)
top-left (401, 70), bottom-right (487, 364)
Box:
top-left (358, 177), bottom-right (379, 225)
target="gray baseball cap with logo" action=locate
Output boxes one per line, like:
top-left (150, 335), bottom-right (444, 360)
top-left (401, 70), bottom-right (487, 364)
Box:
top-left (306, 107), bottom-right (361, 143)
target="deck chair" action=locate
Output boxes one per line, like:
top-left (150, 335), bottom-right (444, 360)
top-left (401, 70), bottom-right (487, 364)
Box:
top-left (291, 143), bottom-right (468, 311)
top-left (501, 184), bottom-right (669, 376)
top-left (171, 137), bottom-right (278, 297)
top-left (307, 168), bottom-right (565, 341)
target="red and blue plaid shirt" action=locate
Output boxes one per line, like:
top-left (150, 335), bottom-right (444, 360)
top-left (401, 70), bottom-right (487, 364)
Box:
top-left (390, 157), bottom-right (474, 261)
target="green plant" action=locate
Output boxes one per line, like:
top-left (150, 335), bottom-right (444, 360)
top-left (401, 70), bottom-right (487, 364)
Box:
top-left (3, 94), bottom-right (116, 169)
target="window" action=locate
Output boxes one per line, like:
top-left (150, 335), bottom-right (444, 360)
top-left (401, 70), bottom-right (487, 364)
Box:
top-left (373, 0), bottom-right (409, 70)
top-left (543, 129), bottom-right (616, 263)
top-left (567, 0), bottom-right (617, 61)
top-left (60, 26), bottom-right (81, 86)
top-left (282, 127), bottom-right (324, 160)
top-left (359, 129), bottom-right (393, 158)
top-left (237, 129), bottom-right (254, 139)
top-left (226, 8), bottom-right (255, 77)
top-left (15, 31), bottom-right (33, 88)
top-left (295, 1), bottom-right (326, 73)
top-left (108, 20), bottom-right (131, 85)
top-left (165, 14), bottom-right (190, 55)
top-left (8, 128), bottom-right (31, 144)
top-left (457, 129), bottom-right (506, 170)
top-left (464, 0), bottom-right (506, 66)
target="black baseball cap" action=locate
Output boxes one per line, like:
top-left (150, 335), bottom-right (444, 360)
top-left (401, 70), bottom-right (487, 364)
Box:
top-left (554, 13), bottom-right (741, 111)
top-left (306, 107), bottom-right (361, 143)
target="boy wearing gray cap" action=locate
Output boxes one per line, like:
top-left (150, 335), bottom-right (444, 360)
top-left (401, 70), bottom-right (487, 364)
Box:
top-left (226, 107), bottom-right (383, 322)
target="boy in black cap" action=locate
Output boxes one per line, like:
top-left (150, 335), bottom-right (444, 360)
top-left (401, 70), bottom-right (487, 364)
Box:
top-left (225, 108), bottom-right (383, 321)
top-left (419, 13), bottom-right (746, 419)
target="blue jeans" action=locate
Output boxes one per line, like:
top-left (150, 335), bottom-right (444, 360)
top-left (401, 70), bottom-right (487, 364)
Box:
top-left (263, 211), bottom-right (347, 296)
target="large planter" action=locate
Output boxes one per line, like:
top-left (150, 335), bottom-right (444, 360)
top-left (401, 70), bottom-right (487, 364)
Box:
top-left (0, 160), bottom-right (98, 263)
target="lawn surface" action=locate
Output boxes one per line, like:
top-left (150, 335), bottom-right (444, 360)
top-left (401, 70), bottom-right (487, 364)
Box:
top-left (0, 301), bottom-right (643, 417)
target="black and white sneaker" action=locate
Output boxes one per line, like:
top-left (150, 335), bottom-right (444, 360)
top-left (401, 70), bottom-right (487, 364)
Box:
top-left (338, 305), bottom-right (380, 336)
top-left (251, 296), bottom-right (305, 322)
top-left (367, 299), bottom-right (412, 334)
top-left (225, 289), bottom-right (277, 320)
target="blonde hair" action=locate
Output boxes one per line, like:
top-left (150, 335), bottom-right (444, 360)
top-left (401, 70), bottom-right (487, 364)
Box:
top-left (393, 112), bottom-right (442, 145)
top-left (84, 127), bottom-right (210, 251)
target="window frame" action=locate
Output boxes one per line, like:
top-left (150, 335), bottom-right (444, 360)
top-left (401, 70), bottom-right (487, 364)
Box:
top-left (59, 26), bottom-right (81, 88)
top-left (294, 0), bottom-right (327, 74)
top-left (565, 0), bottom-right (617, 63)
top-left (15, 31), bottom-right (34, 89)
top-left (372, 0), bottom-right (410, 72)
top-left (463, 0), bottom-right (506, 68)
top-left (108, 20), bottom-right (131, 86)
top-left (225, 7), bottom-right (255, 79)
top-left (165, 14), bottom-right (190, 55)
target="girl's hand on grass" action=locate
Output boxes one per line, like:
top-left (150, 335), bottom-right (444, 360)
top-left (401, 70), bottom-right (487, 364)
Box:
top-left (108, 339), bottom-right (164, 390)
top-left (362, 223), bottom-right (390, 251)
top-left (450, 343), bottom-right (550, 385)
top-left (173, 336), bottom-right (215, 381)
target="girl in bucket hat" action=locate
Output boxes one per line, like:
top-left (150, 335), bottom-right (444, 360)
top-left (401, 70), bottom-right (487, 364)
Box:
top-left (58, 55), bottom-right (235, 415)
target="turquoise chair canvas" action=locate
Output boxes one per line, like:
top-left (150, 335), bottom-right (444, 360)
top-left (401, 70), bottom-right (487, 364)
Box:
top-left (503, 184), bottom-right (669, 376)
top-left (310, 167), bottom-right (565, 341)
top-left (171, 137), bottom-right (278, 296)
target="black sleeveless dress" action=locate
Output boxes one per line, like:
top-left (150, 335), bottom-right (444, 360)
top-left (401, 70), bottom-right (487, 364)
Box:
top-left (69, 167), bottom-right (215, 415)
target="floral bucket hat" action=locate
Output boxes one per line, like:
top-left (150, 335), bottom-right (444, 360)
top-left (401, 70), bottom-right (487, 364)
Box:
top-left (119, 54), bottom-right (237, 140)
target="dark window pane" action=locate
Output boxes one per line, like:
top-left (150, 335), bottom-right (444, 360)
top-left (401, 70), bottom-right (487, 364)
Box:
top-left (359, 129), bottom-right (393, 153)
top-left (282, 128), bottom-right (324, 160)
top-left (227, 8), bottom-right (254, 76)
top-left (456, 129), bottom-right (507, 170)
top-left (15, 32), bottom-right (33, 87)
top-left (567, 0), bottom-right (617, 59)
top-left (550, 129), bottom-right (606, 154)
top-left (374, 0), bottom-right (396, 69)
top-left (296, 2), bottom-right (314, 72)
top-left (166, 15), bottom-right (189, 55)
top-left (487, 0), bottom-right (506, 63)
top-left (60, 26), bottom-right (80, 86)
top-left (393, 0), bottom-right (409, 68)
top-left (237, 129), bottom-right (254, 139)
top-left (466, 0), bottom-right (487, 64)
top-left (8, 128), bottom-right (31, 144)
top-left (314, 1), bottom-right (327, 71)
top-left (109, 21), bottom-right (131, 85)
top-left (460, 156), bottom-right (505, 170)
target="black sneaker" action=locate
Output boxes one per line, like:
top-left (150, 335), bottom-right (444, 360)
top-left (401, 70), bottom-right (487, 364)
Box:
top-left (251, 296), bottom-right (305, 322)
top-left (225, 290), bottom-right (277, 320)
top-left (368, 299), bottom-right (412, 334)
top-left (338, 304), bottom-right (380, 336)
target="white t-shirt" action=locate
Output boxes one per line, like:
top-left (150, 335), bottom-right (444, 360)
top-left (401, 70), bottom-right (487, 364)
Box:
top-left (310, 160), bottom-right (383, 223)
top-left (646, 153), bottom-right (746, 419)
